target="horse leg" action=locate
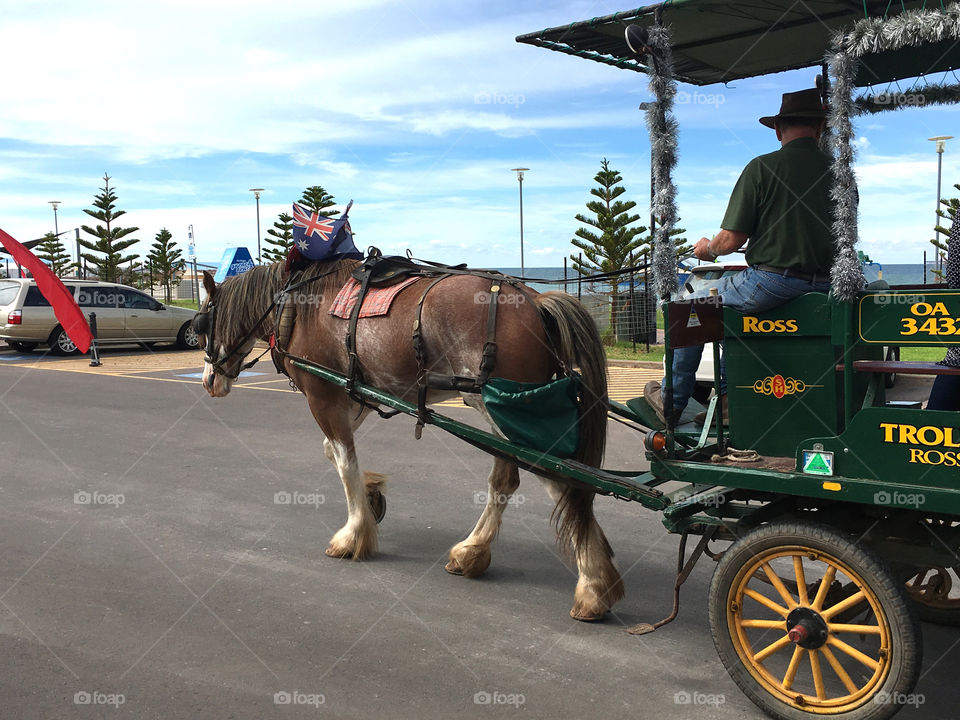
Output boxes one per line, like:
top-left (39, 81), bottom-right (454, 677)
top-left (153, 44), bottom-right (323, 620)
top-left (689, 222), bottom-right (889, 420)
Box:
top-left (445, 456), bottom-right (519, 578)
top-left (539, 478), bottom-right (624, 621)
top-left (306, 398), bottom-right (378, 560)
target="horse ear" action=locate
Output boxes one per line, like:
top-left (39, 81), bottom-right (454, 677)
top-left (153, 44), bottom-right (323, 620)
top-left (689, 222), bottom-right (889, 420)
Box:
top-left (202, 270), bottom-right (218, 299)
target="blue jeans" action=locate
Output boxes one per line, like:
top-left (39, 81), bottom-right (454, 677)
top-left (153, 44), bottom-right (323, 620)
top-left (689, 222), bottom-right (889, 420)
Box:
top-left (668, 267), bottom-right (830, 411)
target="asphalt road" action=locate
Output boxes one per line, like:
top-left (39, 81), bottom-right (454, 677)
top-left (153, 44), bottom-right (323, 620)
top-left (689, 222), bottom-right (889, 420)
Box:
top-left (0, 345), bottom-right (956, 719)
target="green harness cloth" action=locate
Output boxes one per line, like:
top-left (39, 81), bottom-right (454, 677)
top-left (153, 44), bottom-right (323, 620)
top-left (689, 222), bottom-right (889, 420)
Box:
top-left (481, 376), bottom-right (580, 458)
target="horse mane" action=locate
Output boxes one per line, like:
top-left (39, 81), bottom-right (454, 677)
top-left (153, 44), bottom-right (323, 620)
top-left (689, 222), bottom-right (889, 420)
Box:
top-left (215, 259), bottom-right (361, 343)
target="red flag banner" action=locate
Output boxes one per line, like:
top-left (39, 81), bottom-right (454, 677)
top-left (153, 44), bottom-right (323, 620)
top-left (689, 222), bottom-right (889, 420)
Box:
top-left (0, 228), bottom-right (92, 353)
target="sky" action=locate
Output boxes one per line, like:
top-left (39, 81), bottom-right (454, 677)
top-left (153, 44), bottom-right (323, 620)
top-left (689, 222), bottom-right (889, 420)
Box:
top-left (0, 0), bottom-right (958, 272)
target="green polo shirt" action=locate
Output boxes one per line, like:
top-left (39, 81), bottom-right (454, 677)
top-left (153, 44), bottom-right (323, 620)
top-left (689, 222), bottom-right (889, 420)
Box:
top-left (721, 137), bottom-right (835, 274)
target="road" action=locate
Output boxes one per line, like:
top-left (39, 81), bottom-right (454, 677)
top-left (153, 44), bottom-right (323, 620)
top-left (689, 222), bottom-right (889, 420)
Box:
top-left (0, 344), bottom-right (955, 719)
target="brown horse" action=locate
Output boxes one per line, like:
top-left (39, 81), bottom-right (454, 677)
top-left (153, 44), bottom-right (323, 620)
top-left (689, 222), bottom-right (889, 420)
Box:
top-left (197, 261), bottom-right (623, 620)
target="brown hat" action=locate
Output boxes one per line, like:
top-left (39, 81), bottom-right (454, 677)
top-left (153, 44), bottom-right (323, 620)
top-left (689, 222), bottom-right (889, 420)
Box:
top-left (759, 88), bottom-right (827, 129)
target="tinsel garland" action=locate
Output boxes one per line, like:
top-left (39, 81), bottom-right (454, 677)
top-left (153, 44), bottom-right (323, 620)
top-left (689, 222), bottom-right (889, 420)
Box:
top-left (646, 22), bottom-right (680, 300)
top-left (827, 2), bottom-right (960, 301)
top-left (854, 82), bottom-right (960, 114)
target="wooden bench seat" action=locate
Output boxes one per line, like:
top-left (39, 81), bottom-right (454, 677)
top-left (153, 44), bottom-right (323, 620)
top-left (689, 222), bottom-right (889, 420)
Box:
top-left (838, 360), bottom-right (960, 376)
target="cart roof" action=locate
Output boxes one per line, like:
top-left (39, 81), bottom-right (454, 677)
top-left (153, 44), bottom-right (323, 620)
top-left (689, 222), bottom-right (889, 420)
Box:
top-left (516, 1), bottom-right (959, 87)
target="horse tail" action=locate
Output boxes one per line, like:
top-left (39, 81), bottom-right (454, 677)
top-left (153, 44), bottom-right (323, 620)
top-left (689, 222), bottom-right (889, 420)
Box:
top-left (533, 290), bottom-right (607, 466)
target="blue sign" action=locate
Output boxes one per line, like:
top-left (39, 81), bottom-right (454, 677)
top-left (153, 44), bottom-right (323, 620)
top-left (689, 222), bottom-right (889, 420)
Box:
top-left (213, 247), bottom-right (255, 283)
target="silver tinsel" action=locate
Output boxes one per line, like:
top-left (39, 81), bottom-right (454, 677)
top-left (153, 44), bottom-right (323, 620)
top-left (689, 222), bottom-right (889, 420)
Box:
top-left (854, 83), bottom-right (960, 114)
top-left (646, 22), bottom-right (680, 300)
top-left (828, 2), bottom-right (960, 301)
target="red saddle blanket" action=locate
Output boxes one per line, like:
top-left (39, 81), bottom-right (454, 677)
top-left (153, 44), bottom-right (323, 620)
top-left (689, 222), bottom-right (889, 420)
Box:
top-left (329, 276), bottom-right (421, 319)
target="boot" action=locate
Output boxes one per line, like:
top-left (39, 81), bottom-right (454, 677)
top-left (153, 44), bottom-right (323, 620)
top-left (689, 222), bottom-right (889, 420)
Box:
top-left (643, 380), bottom-right (667, 425)
top-left (695, 393), bottom-right (728, 426)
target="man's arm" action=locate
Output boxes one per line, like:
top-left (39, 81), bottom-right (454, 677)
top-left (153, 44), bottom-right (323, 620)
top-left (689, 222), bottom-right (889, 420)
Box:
top-left (693, 229), bottom-right (748, 261)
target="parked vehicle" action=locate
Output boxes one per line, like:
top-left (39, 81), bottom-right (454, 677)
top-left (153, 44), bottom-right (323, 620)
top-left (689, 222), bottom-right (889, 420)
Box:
top-left (0, 279), bottom-right (199, 354)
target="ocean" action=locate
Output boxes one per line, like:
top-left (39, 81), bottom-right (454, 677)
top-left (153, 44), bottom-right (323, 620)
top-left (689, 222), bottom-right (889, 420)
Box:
top-left (497, 263), bottom-right (942, 292)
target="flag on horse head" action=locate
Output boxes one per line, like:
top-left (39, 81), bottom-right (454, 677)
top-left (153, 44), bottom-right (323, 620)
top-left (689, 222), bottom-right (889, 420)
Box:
top-left (291, 200), bottom-right (362, 261)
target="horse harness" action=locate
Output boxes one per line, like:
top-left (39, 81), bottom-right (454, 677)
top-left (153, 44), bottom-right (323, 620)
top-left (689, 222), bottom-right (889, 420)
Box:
top-left (268, 249), bottom-right (516, 436)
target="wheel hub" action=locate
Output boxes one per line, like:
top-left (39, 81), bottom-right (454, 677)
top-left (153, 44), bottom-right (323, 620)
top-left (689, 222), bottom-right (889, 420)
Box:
top-left (785, 606), bottom-right (828, 649)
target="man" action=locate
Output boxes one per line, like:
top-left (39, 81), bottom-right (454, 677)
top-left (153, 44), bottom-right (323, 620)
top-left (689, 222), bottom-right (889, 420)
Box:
top-left (646, 87), bottom-right (835, 425)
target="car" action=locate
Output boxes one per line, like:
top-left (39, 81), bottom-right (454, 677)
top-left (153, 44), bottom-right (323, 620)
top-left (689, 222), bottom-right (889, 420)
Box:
top-left (0, 279), bottom-right (200, 354)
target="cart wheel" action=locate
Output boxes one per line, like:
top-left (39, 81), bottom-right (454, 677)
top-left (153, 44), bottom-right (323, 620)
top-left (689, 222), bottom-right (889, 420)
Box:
top-left (903, 519), bottom-right (960, 625)
top-left (368, 488), bottom-right (386, 524)
top-left (709, 521), bottom-right (921, 720)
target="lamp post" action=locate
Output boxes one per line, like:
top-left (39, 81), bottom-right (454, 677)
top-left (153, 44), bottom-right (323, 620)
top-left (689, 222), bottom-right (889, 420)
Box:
top-left (510, 168), bottom-right (529, 277)
top-left (249, 188), bottom-right (264, 264)
top-left (930, 136), bottom-right (954, 274)
top-left (48, 200), bottom-right (61, 238)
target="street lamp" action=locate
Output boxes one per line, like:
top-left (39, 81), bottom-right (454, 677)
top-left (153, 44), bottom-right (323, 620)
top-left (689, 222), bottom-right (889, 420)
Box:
top-left (48, 200), bottom-right (61, 237)
top-left (510, 168), bottom-right (529, 277)
top-left (249, 188), bottom-right (264, 264)
top-left (930, 136), bottom-right (954, 273)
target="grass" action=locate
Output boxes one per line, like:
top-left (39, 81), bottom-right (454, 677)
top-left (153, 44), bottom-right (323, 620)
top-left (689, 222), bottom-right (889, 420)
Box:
top-left (168, 299), bottom-right (200, 310)
top-left (899, 346), bottom-right (948, 362)
top-left (604, 341), bottom-right (664, 363)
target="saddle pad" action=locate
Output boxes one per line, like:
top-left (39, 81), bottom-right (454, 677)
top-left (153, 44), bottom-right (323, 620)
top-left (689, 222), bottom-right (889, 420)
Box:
top-left (329, 276), bottom-right (421, 319)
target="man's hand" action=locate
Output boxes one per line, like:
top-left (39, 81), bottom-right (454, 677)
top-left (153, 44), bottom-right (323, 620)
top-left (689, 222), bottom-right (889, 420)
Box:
top-left (694, 236), bottom-right (717, 261)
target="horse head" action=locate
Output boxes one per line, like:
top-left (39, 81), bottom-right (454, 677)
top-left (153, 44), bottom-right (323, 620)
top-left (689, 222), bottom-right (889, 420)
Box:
top-left (196, 270), bottom-right (260, 397)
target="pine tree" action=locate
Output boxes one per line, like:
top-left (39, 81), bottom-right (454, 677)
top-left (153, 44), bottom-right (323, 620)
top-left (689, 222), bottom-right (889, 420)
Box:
top-left (298, 186), bottom-right (339, 216)
top-left (36, 232), bottom-right (74, 277)
top-left (263, 212), bottom-right (294, 264)
top-left (570, 159), bottom-right (648, 341)
top-left (929, 183), bottom-right (959, 280)
top-left (79, 174), bottom-right (139, 282)
top-left (147, 228), bottom-right (185, 303)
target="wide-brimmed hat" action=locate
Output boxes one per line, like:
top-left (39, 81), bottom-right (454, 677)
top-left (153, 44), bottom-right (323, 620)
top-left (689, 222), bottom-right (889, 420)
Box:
top-left (759, 88), bottom-right (826, 129)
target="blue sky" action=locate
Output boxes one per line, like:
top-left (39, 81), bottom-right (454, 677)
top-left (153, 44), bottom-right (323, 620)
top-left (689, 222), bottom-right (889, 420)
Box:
top-left (1, 0), bottom-right (957, 271)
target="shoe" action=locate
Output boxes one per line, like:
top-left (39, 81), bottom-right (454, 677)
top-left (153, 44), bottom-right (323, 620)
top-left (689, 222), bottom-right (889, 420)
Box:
top-left (643, 380), bottom-right (667, 424)
top-left (695, 394), bottom-right (728, 426)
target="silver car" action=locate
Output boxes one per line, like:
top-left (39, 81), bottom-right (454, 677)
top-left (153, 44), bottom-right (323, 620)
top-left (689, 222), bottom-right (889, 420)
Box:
top-left (0, 279), bottom-right (200, 354)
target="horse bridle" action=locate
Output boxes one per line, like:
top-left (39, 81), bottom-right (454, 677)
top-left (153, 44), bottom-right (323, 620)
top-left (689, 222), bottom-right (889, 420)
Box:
top-left (193, 300), bottom-right (271, 381)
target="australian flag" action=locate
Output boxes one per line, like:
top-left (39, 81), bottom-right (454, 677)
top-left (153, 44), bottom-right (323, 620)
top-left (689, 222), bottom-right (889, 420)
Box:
top-left (291, 200), bottom-right (362, 261)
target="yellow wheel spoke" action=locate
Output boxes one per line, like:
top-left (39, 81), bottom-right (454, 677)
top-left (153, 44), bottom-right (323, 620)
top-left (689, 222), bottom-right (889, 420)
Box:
top-left (821, 589), bottom-right (866, 620)
top-left (782, 645), bottom-right (804, 690)
top-left (743, 588), bottom-right (790, 617)
top-left (812, 566), bottom-right (837, 611)
top-left (794, 556), bottom-right (809, 606)
top-left (761, 562), bottom-right (798, 609)
top-left (827, 635), bottom-right (880, 671)
top-left (754, 634), bottom-right (792, 663)
top-left (809, 649), bottom-right (826, 700)
top-left (740, 619), bottom-right (787, 630)
top-left (827, 622), bottom-right (882, 635)
top-left (821, 645), bottom-right (859, 695)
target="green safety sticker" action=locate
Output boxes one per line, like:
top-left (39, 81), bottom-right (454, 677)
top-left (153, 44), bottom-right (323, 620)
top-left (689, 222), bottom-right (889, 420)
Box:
top-left (802, 450), bottom-right (834, 476)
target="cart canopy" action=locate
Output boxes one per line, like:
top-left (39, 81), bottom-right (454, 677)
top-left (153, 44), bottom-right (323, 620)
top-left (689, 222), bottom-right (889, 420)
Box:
top-left (516, 1), bottom-right (959, 87)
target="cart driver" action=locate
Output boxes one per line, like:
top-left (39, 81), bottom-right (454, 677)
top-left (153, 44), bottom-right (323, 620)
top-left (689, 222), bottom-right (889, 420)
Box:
top-left (646, 88), bottom-right (836, 425)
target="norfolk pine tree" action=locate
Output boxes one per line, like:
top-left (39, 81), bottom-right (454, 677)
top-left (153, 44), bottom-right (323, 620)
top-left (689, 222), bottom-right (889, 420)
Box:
top-left (79, 174), bottom-right (139, 282)
top-left (931, 183), bottom-right (960, 277)
top-left (571, 159), bottom-right (647, 341)
top-left (147, 228), bottom-right (185, 303)
top-left (37, 232), bottom-right (74, 277)
top-left (298, 186), bottom-right (340, 216)
top-left (263, 212), bottom-right (294, 264)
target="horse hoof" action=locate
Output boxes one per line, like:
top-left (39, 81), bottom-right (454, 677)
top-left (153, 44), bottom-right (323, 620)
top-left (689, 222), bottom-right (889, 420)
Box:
top-left (570, 607), bottom-right (607, 622)
top-left (325, 546), bottom-right (354, 559)
top-left (445, 544), bottom-right (491, 578)
top-left (368, 489), bottom-right (386, 525)
top-left (444, 560), bottom-right (464, 576)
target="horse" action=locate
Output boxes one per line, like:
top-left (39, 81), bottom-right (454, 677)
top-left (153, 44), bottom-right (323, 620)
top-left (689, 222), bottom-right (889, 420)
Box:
top-left (197, 260), bottom-right (624, 621)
